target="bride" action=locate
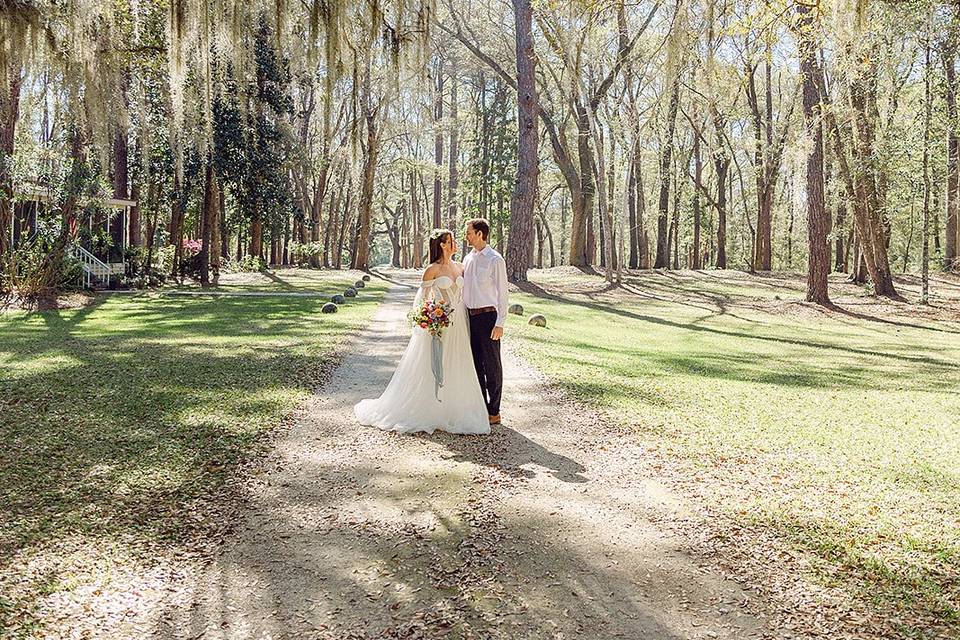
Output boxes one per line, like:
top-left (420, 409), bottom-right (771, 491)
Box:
top-left (354, 229), bottom-right (490, 435)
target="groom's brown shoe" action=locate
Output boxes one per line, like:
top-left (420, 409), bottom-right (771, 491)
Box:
top-left (488, 414), bottom-right (501, 425)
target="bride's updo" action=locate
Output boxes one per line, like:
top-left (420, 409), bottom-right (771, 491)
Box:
top-left (428, 229), bottom-right (452, 264)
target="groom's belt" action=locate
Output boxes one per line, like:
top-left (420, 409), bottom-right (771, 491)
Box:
top-left (467, 306), bottom-right (497, 316)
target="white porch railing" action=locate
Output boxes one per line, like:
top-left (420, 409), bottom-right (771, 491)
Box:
top-left (70, 244), bottom-right (112, 289)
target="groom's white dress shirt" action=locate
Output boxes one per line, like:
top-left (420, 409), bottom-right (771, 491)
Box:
top-left (462, 245), bottom-right (509, 328)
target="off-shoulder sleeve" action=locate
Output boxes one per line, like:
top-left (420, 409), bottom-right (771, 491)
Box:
top-left (413, 279), bottom-right (435, 310)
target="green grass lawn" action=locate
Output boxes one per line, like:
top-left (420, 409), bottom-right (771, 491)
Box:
top-left (0, 268), bottom-right (385, 637)
top-left (512, 269), bottom-right (960, 636)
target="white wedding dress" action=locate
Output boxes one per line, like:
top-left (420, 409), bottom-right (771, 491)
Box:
top-left (354, 275), bottom-right (490, 435)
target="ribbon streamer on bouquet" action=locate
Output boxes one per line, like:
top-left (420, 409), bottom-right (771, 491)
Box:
top-left (431, 334), bottom-right (444, 401)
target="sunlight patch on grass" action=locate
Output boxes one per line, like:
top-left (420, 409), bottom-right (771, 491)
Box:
top-left (0, 270), bottom-right (386, 637)
top-left (511, 271), bottom-right (960, 632)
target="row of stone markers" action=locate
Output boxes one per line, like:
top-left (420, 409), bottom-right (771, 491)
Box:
top-left (321, 274), bottom-right (371, 313)
top-left (508, 303), bottom-right (547, 328)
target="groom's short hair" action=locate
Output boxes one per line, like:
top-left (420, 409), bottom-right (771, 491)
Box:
top-left (466, 218), bottom-right (490, 241)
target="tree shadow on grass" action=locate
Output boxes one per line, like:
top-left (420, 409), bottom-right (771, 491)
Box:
top-left (0, 293), bottom-right (380, 631)
top-left (257, 269), bottom-right (301, 291)
top-left (828, 303), bottom-right (960, 336)
top-left (370, 267), bottom-right (424, 290)
top-left (513, 281), bottom-right (959, 371)
top-left (520, 330), bottom-right (960, 394)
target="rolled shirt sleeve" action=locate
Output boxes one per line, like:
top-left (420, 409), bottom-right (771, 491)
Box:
top-left (494, 254), bottom-right (509, 327)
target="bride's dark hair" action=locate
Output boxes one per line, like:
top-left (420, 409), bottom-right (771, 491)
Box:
top-left (428, 229), bottom-right (452, 264)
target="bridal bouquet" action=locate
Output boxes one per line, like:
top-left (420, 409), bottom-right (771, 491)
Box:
top-left (409, 299), bottom-right (454, 399)
top-left (409, 299), bottom-right (454, 338)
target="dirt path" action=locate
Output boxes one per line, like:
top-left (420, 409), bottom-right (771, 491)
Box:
top-left (139, 272), bottom-right (781, 640)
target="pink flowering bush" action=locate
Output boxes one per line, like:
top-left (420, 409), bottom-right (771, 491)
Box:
top-left (181, 239), bottom-right (202, 255)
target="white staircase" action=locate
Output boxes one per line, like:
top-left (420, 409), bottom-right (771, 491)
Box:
top-left (71, 244), bottom-right (112, 289)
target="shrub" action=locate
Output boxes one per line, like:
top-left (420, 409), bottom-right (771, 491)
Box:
top-left (182, 238), bottom-right (202, 255)
top-left (289, 241), bottom-right (323, 267)
top-left (1, 221), bottom-right (83, 300)
top-left (153, 245), bottom-right (176, 276)
top-left (231, 255), bottom-right (267, 273)
top-left (121, 246), bottom-right (167, 288)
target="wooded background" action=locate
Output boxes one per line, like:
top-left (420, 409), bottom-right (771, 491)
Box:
top-left (1, 0), bottom-right (955, 304)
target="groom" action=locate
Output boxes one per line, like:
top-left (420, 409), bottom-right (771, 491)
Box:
top-left (462, 218), bottom-right (509, 426)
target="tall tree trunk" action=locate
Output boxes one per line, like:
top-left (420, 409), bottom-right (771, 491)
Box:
top-left (200, 162), bottom-right (221, 286)
top-left (401, 197), bottom-right (410, 268)
top-left (828, 148), bottom-right (845, 272)
top-left (337, 188), bottom-right (352, 270)
top-left (821, 46), bottom-right (896, 297)
top-left (496, 190), bottom-right (505, 253)
top-left (797, 2), bottom-right (830, 304)
top-left (747, 59), bottom-right (774, 271)
top-left (620, 1), bottom-right (640, 271)
top-left (655, 74), bottom-right (680, 268)
top-left (249, 217), bottom-right (263, 260)
top-left (506, 0), bottom-right (538, 282)
top-left (210, 171), bottom-right (221, 283)
top-left (923, 16), bottom-right (933, 302)
top-left (352, 48), bottom-right (378, 271)
top-left (448, 56), bottom-right (459, 229)
top-left (848, 60), bottom-right (897, 297)
top-left (704, 0), bottom-right (727, 269)
top-left (627, 146), bottom-right (639, 268)
top-left (0, 55), bottom-right (23, 258)
top-left (324, 165), bottom-right (343, 267)
top-left (636, 149), bottom-right (649, 268)
top-left (577, 104), bottom-right (597, 266)
top-left (537, 208), bottom-right (556, 268)
top-left (585, 112), bottom-right (615, 280)
top-left (692, 124), bottom-right (703, 269)
top-left (112, 125), bottom-right (129, 255)
top-left (353, 120), bottom-right (377, 270)
top-left (478, 71), bottom-right (490, 226)
top-left (410, 170), bottom-right (422, 266)
top-left (130, 179), bottom-right (141, 249)
top-left (433, 57), bottom-right (444, 229)
top-left (219, 187), bottom-right (227, 265)
top-left (200, 172), bottom-right (211, 284)
top-left (310, 170), bottom-right (327, 267)
top-left (714, 116), bottom-right (728, 269)
top-left (560, 191), bottom-right (568, 263)
top-left (671, 167), bottom-right (681, 270)
top-left (607, 129), bottom-right (617, 272)
top-left (757, 55), bottom-right (776, 271)
top-left (59, 123), bottom-right (87, 245)
top-left (170, 174), bottom-right (186, 278)
top-left (944, 19), bottom-right (959, 270)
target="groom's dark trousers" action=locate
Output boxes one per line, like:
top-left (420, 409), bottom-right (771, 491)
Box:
top-left (468, 308), bottom-right (502, 416)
